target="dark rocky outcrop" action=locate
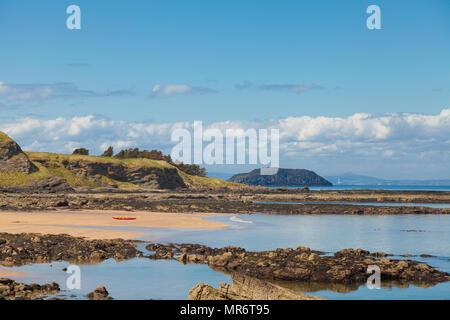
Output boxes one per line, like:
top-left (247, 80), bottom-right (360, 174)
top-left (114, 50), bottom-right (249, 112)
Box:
top-left (146, 243), bottom-right (450, 285)
top-left (0, 132), bottom-right (38, 174)
top-left (189, 273), bottom-right (324, 300)
top-left (0, 278), bottom-right (59, 300)
top-left (3, 176), bottom-right (74, 193)
top-left (62, 159), bottom-right (187, 189)
top-left (229, 168), bottom-right (332, 187)
top-left (0, 233), bottom-right (143, 267)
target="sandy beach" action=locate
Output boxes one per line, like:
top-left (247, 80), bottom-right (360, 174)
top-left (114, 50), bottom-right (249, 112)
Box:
top-left (0, 210), bottom-right (229, 240)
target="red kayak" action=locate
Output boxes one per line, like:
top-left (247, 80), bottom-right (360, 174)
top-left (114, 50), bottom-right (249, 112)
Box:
top-left (112, 216), bottom-right (136, 221)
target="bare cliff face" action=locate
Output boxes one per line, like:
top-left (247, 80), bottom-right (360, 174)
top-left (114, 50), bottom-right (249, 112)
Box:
top-left (62, 159), bottom-right (187, 189)
top-left (0, 132), bottom-right (38, 174)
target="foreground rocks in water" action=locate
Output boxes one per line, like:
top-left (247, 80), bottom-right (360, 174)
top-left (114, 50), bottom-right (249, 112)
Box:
top-left (189, 273), bottom-right (324, 300)
top-left (0, 278), bottom-right (59, 300)
top-left (86, 286), bottom-right (113, 300)
top-left (0, 233), bottom-right (143, 267)
top-left (146, 243), bottom-right (450, 285)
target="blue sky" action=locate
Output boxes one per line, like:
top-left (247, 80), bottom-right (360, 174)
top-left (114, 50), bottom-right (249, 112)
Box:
top-left (0, 1), bottom-right (449, 179)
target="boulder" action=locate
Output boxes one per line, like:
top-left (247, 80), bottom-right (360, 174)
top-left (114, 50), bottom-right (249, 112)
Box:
top-left (86, 286), bottom-right (112, 300)
top-left (188, 273), bottom-right (324, 300)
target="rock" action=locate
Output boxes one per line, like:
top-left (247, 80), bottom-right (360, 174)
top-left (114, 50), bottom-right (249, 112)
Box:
top-left (86, 286), bottom-right (112, 300)
top-left (0, 278), bottom-right (59, 300)
top-left (188, 273), bottom-right (324, 300)
top-left (64, 160), bottom-right (187, 189)
top-left (0, 233), bottom-right (142, 267)
top-left (4, 177), bottom-right (73, 194)
top-left (146, 242), bottom-right (450, 285)
top-left (0, 132), bottom-right (38, 174)
top-left (188, 283), bottom-right (229, 300)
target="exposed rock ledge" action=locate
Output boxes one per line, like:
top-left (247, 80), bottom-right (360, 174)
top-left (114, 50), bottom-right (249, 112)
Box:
top-left (189, 273), bottom-right (324, 300)
top-left (0, 233), bottom-right (143, 267)
top-left (146, 243), bottom-right (450, 285)
top-left (2, 176), bottom-right (74, 193)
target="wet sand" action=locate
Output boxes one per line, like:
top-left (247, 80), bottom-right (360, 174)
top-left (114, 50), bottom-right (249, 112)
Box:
top-left (0, 269), bottom-right (27, 277)
top-left (0, 210), bottom-right (229, 240)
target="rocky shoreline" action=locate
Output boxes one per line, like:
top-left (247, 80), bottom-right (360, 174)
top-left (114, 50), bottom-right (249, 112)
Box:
top-left (0, 278), bottom-right (60, 300)
top-left (0, 233), bottom-right (143, 267)
top-left (0, 232), bottom-right (448, 300)
top-left (146, 243), bottom-right (450, 285)
top-left (1, 190), bottom-right (449, 215)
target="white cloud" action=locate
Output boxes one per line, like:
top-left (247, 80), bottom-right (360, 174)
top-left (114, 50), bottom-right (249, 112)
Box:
top-left (1, 109), bottom-right (449, 177)
top-left (150, 84), bottom-right (215, 98)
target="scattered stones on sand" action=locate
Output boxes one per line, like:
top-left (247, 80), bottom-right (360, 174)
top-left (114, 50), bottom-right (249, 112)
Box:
top-left (0, 233), bottom-right (143, 267)
top-left (146, 243), bottom-right (450, 285)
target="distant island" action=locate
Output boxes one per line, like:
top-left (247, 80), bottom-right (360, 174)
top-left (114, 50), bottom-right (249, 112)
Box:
top-left (228, 168), bottom-right (332, 187)
top-left (326, 173), bottom-right (450, 186)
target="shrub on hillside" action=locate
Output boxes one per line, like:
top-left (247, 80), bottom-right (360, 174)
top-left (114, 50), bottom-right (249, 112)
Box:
top-left (113, 147), bottom-right (206, 177)
top-left (72, 148), bottom-right (89, 155)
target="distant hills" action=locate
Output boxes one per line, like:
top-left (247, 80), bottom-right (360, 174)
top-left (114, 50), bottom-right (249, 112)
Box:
top-left (228, 168), bottom-right (332, 187)
top-left (325, 173), bottom-right (450, 186)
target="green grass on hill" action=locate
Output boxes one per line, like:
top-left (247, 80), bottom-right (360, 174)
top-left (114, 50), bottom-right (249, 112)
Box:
top-left (0, 151), bottom-right (240, 189)
top-left (26, 151), bottom-right (174, 169)
top-left (178, 170), bottom-right (242, 189)
top-left (0, 132), bottom-right (14, 144)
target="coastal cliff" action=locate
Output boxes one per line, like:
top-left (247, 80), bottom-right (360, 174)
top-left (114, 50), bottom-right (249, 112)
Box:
top-left (0, 131), bottom-right (240, 191)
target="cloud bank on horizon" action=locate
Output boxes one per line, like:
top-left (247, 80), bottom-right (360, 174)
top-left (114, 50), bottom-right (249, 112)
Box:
top-left (1, 109), bottom-right (449, 179)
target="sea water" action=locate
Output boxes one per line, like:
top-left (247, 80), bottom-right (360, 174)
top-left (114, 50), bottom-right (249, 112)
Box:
top-left (5, 214), bottom-right (450, 300)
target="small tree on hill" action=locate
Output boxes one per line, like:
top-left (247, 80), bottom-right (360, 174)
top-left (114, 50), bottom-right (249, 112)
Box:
top-left (72, 148), bottom-right (89, 155)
